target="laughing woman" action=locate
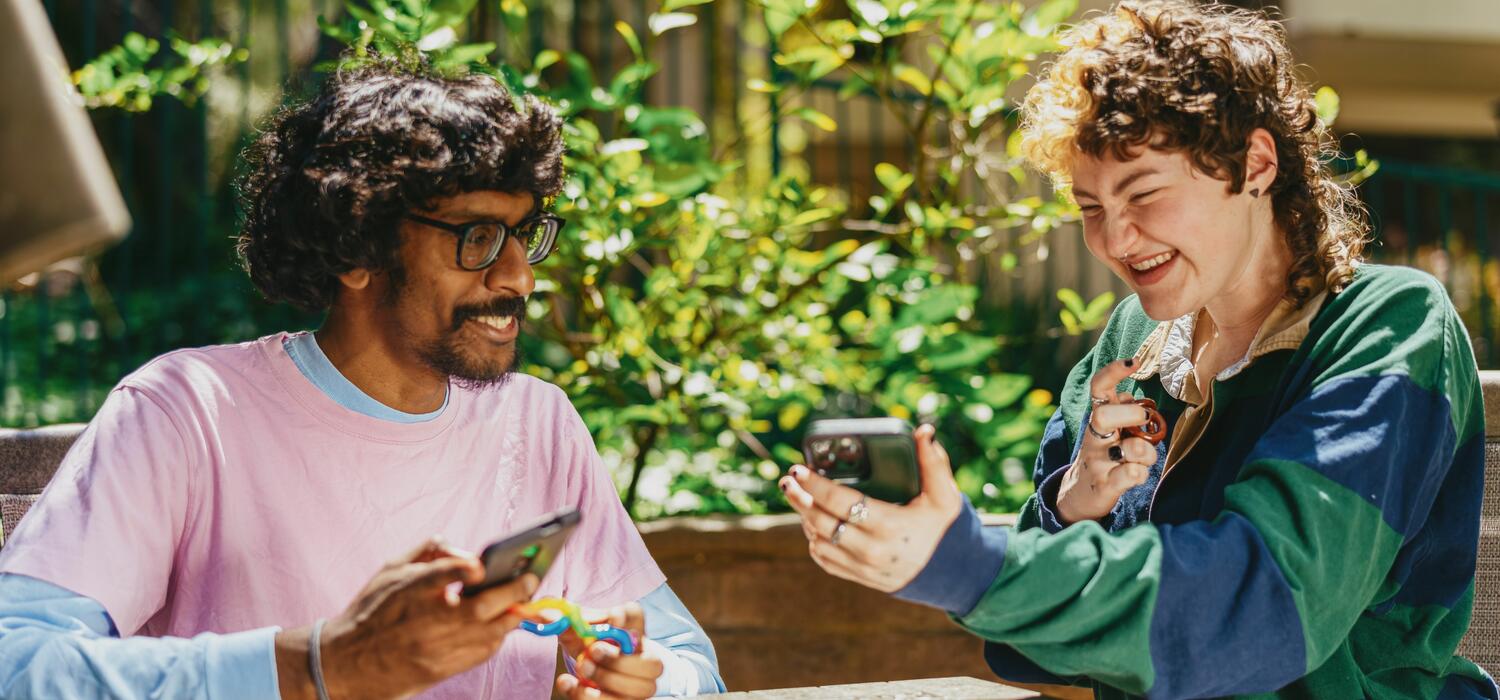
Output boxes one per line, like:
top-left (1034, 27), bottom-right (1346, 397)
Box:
top-left (781, 2), bottom-right (1496, 698)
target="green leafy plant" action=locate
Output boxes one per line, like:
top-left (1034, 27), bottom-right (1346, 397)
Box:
top-left (72, 32), bottom-right (245, 112)
top-left (306, 0), bottom-right (1076, 516)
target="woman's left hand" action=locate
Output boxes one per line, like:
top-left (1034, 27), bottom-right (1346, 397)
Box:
top-left (779, 424), bottom-right (965, 592)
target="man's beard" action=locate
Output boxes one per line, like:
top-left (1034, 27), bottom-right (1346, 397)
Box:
top-left (388, 266), bottom-right (527, 390)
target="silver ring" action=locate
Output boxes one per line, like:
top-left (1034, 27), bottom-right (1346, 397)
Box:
top-left (831, 520), bottom-right (847, 545)
top-left (1086, 420), bottom-right (1116, 441)
top-left (1090, 395), bottom-right (1110, 407)
top-left (846, 496), bottom-right (870, 525)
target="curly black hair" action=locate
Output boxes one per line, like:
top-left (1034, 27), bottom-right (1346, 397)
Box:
top-left (236, 59), bottom-right (565, 312)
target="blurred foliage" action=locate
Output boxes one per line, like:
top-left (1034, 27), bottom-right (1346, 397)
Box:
top-left (312, 0), bottom-right (1086, 515)
top-left (71, 32), bottom-right (245, 111)
top-left (23, 0), bottom-right (1099, 517)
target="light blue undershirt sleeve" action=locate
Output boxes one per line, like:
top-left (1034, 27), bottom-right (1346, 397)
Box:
top-left (639, 583), bottom-right (725, 696)
top-left (0, 572), bottom-right (279, 699)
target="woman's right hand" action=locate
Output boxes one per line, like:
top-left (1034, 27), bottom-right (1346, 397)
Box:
top-left (1055, 359), bottom-right (1160, 525)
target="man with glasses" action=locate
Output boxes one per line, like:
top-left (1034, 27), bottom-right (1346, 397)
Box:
top-left (0, 61), bottom-right (724, 699)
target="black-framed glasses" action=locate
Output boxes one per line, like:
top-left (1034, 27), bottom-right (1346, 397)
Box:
top-left (405, 212), bottom-right (564, 269)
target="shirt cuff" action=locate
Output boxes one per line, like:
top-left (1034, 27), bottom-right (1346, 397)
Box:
top-left (1035, 465), bottom-right (1072, 533)
top-left (204, 626), bottom-right (281, 700)
top-left (892, 497), bottom-right (1007, 616)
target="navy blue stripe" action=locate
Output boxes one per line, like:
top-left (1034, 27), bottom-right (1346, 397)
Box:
top-left (982, 641), bottom-right (1085, 687)
top-left (892, 498), bottom-right (1007, 616)
top-left (1147, 514), bottom-right (1307, 698)
top-left (1247, 373), bottom-right (1456, 538)
top-left (1031, 406), bottom-right (1072, 493)
top-left (1383, 432), bottom-right (1484, 611)
top-left (1438, 670), bottom-right (1500, 700)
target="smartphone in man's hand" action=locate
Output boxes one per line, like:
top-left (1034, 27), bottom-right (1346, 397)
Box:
top-left (801, 418), bottom-right (922, 504)
top-left (462, 508), bottom-right (581, 597)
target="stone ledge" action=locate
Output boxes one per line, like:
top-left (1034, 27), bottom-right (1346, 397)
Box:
top-left (1482, 371), bottom-right (1500, 438)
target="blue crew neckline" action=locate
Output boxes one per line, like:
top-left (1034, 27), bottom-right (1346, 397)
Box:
top-left (281, 331), bottom-right (447, 424)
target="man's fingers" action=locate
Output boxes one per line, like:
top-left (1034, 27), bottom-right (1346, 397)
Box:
top-left (607, 603), bottom-right (646, 639)
top-left (1088, 359), bottom-right (1137, 403)
top-left (392, 535), bottom-right (452, 566)
top-left (581, 645), bottom-right (662, 698)
top-left (469, 573), bottom-right (539, 620)
top-left (409, 556), bottom-right (483, 593)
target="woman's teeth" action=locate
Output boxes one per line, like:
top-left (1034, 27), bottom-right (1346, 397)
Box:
top-left (471, 315), bottom-right (516, 331)
top-left (1130, 252), bottom-right (1175, 272)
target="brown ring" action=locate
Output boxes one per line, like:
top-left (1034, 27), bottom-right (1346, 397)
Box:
top-left (1120, 399), bottom-right (1168, 445)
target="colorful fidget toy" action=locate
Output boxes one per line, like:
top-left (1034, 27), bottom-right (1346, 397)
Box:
top-left (514, 597), bottom-right (638, 655)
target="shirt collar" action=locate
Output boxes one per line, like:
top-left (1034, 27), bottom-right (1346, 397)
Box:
top-left (1127, 285), bottom-right (1328, 402)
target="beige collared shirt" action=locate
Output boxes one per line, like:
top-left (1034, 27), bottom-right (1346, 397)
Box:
top-left (1123, 286), bottom-right (1328, 475)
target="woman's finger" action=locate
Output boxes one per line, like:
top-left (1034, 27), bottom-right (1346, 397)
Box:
top-left (1088, 359), bottom-right (1137, 404)
top-left (790, 465), bottom-right (868, 521)
top-left (913, 424), bottom-right (961, 511)
top-left (1118, 436), bottom-right (1156, 464)
top-left (807, 538), bottom-right (872, 584)
top-left (1090, 403), bottom-right (1154, 432)
top-left (1106, 461), bottom-right (1150, 492)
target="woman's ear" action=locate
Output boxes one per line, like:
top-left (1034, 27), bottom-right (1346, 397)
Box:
top-left (338, 268), bottom-right (371, 290)
top-left (1244, 128), bottom-right (1279, 197)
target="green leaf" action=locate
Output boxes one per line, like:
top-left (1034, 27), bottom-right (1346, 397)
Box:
top-left (1315, 85), bottom-right (1340, 126)
top-left (1056, 287), bottom-right (1086, 317)
top-left (533, 49), bottom-right (562, 71)
top-left (1081, 291), bottom-right (1116, 326)
top-left (763, 0), bottom-right (812, 39)
top-left (437, 42), bottom-right (495, 67)
top-left (928, 333), bottom-right (999, 371)
top-left (773, 443), bottom-right (804, 465)
top-left (874, 162), bottom-right (903, 191)
top-left (893, 64), bottom-right (931, 96)
top-left (1022, 0), bottom-right (1077, 35)
top-left (790, 207), bottom-right (835, 227)
top-left (616, 404), bottom-right (671, 425)
top-left (663, 0), bottom-right (713, 10)
top-left (649, 12), bottom-right (697, 35)
top-left (896, 285), bottom-right (978, 327)
top-left (616, 21), bottom-right (644, 61)
top-left (976, 374), bottom-right (1033, 408)
top-left (852, 0), bottom-right (890, 25)
top-left (792, 107), bottom-right (837, 132)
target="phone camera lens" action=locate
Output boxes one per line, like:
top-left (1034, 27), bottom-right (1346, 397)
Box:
top-left (810, 440), bottom-right (835, 471)
top-left (835, 436), bottom-right (862, 463)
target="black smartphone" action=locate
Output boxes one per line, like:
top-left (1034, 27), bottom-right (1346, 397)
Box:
top-left (462, 508), bottom-right (581, 597)
top-left (801, 417), bottom-right (921, 504)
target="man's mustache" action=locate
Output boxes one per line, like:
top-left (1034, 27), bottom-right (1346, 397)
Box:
top-left (452, 296), bottom-right (527, 329)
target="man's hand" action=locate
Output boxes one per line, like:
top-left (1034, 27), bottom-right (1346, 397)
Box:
top-left (275, 536), bottom-right (538, 700)
top-left (552, 602), bottom-right (664, 700)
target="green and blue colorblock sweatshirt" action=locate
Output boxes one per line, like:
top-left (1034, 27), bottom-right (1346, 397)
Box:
top-left (894, 265), bottom-right (1497, 699)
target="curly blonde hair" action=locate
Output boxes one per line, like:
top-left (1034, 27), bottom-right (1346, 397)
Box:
top-left (1019, 0), bottom-right (1367, 305)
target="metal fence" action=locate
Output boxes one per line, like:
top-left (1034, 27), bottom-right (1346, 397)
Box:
top-left (6, 0), bottom-right (1499, 426)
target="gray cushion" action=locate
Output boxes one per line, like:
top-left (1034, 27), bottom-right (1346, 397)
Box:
top-left (0, 424), bottom-right (82, 548)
